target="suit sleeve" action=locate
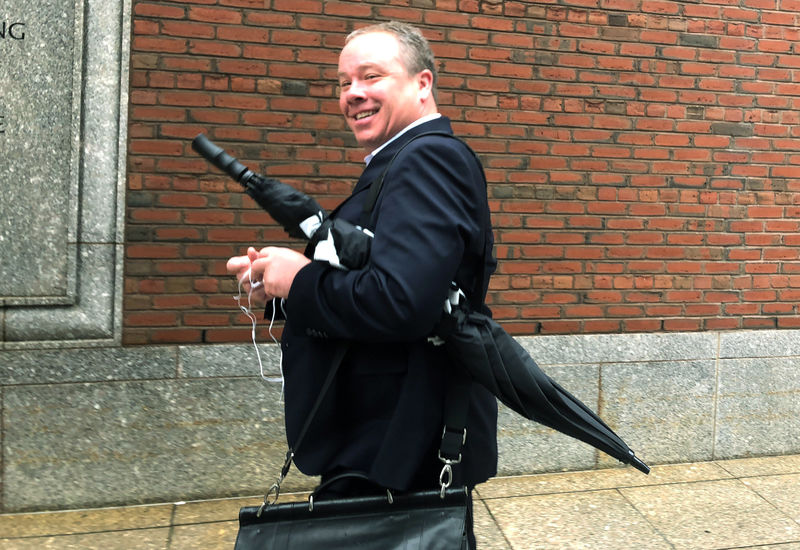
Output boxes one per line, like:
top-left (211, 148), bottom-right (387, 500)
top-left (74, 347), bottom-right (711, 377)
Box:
top-left (286, 137), bottom-right (484, 342)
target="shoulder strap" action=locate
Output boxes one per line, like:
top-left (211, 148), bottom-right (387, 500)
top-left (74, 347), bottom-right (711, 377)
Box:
top-left (267, 340), bottom-right (472, 503)
top-left (354, 130), bottom-right (484, 488)
top-left (359, 130), bottom-right (491, 311)
top-left (288, 343), bottom-right (349, 459)
top-left (264, 342), bottom-right (349, 511)
top-left (359, 131), bottom-right (472, 227)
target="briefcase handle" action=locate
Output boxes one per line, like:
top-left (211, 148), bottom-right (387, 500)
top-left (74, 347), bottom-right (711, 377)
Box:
top-left (308, 471), bottom-right (395, 511)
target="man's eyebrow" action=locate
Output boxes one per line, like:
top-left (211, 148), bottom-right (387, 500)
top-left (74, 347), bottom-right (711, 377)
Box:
top-left (338, 63), bottom-right (384, 77)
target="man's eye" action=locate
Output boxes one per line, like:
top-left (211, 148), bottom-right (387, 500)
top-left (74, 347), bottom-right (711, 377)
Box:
top-left (365, 74), bottom-right (380, 80)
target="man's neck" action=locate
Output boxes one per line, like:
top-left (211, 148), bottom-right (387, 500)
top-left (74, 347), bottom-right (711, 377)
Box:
top-left (364, 113), bottom-right (442, 165)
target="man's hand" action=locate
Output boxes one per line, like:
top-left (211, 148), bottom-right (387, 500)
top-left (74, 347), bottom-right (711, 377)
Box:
top-left (250, 246), bottom-right (311, 299)
top-left (233, 246), bottom-right (310, 301)
top-left (227, 248), bottom-right (269, 305)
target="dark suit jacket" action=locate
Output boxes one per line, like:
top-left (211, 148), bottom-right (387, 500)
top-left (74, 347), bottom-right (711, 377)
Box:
top-left (280, 116), bottom-right (498, 490)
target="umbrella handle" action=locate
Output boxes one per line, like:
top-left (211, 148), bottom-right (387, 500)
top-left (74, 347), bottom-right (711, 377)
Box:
top-left (192, 133), bottom-right (253, 184)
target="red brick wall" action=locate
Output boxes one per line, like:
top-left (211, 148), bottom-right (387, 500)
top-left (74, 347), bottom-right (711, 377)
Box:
top-left (125, 0), bottom-right (800, 344)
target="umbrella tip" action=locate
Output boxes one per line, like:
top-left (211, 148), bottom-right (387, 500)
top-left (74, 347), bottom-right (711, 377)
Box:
top-left (629, 454), bottom-right (650, 475)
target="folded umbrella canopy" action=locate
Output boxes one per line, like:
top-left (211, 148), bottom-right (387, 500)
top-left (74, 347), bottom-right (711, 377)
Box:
top-left (434, 291), bottom-right (650, 475)
top-left (192, 133), bottom-right (324, 239)
top-left (192, 134), bottom-right (372, 270)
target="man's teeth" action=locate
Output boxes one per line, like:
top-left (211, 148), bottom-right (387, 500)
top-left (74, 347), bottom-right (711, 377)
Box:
top-left (355, 110), bottom-right (377, 120)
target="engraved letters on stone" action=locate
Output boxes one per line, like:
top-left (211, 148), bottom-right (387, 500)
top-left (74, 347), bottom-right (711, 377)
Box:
top-left (0, 4), bottom-right (82, 305)
top-left (0, 0), bottom-right (128, 346)
top-left (0, 21), bottom-right (26, 40)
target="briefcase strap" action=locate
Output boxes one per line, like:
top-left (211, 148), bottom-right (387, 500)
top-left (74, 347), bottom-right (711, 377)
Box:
top-left (261, 344), bottom-right (472, 513)
top-left (263, 342), bottom-right (349, 511)
top-left (438, 367), bottom-right (471, 497)
top-left (359, 130), bottom-right (478, 228)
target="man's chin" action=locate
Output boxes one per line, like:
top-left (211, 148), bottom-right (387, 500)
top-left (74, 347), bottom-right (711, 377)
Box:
top-left (354, 134), bottom-right (381, 152)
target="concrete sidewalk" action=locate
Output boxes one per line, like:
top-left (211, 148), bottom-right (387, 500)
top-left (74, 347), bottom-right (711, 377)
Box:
top-left (2, 453), bottom-right (799, 549)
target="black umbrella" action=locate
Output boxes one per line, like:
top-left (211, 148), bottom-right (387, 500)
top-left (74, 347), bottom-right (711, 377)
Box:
top-left (434, 291), bottom-right (650, 475)
top-left (192, 134), bottom-right (649, 474)
top-left (192, 134), bottom-right (372, 269)
top-left (192, 134), bottom-right (324, 239)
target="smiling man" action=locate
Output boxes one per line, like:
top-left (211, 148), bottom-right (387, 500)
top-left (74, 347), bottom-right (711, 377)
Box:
top-left (338, 27), bottom-right (438, 153)
top-left (228, 21), bottom-right (497, 548)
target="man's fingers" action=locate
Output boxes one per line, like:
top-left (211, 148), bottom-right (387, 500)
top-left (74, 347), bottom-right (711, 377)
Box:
top-left (226, 255), bottom-right (250, 274)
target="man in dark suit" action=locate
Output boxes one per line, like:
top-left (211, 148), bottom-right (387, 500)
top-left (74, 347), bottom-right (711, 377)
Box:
top-left (228, 21), bottom-right (497, 546)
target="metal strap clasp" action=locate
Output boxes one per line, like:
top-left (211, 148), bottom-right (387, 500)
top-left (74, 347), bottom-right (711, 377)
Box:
top-left (438, 427), bottom-right (466, 498)
top-left (257, 450), bottom-right (294, 517)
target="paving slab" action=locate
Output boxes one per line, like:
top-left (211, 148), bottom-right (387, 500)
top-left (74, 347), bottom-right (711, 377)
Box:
top-left (171, 491), bottom-right (309, 525)
top-left (0, 504), bottom-right (173, 538)
top-left (476, 460), bottom-right (732, 499)
top-left (741, 474), bottom-right (800, 524)
top-left (2, 455), bottom-right (800, 550)
top-left (715, 453), bottom-right (800, 477)
top-left (485, 489), bottom-right (672, 550)
top-left (473, 499), bottom-right (512, 550)
top-left (620, 479), bottom-right (800, 550)
top-left (0, 528), bottom-right (170, 550)
top-left (169, 521), bottom-right (239, 549)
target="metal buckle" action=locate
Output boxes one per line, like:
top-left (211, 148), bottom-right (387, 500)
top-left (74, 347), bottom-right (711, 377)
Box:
top-left (257, 450), bottom-right (294, 517)
top-left (257, 481), bottom-right (281, 517)
top-left (439, 462), bottom-right (453, 499)
top-left (437, 427), bottom-right (467, 498)
top-left (438, 426), bottom-right (466, 464)
top-left (438, 448), bottom-right (462, 464)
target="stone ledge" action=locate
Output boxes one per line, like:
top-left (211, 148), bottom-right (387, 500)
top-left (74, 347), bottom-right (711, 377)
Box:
top-left (2, 330), bottom-right (800, 512)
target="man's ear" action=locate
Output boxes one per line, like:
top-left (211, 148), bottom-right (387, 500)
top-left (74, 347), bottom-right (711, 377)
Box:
top-left (417, 69), bottom-right (434, 101)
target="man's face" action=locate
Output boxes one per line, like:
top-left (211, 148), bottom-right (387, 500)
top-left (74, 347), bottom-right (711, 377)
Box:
top-left (337, 32), bottom-right (432, 153)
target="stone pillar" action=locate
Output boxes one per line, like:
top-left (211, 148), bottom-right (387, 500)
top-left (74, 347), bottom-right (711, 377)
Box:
top-left (0, 0), bottom-right (130, 347)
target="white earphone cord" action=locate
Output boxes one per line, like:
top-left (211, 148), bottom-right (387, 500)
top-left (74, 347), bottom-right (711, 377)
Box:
top-left (235, 273), bottom-right (285, 401)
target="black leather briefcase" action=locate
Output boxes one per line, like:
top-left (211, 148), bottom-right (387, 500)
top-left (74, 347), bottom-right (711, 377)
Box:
top-left (234, 484), bottom-right (468, 550)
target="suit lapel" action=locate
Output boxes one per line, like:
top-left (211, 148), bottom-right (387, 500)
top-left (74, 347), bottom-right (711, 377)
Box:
top-left (352, 117), bottom-right (454, 194)
top-left (331, 117), bottom-right (455, 217)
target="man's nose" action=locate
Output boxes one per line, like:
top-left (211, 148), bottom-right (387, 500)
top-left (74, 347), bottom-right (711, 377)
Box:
top-left (344, 80), bottom-right (367, 102)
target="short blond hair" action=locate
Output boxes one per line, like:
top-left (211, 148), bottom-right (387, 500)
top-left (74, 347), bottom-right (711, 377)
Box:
top-left (346, 21), bottom-right (438, 89)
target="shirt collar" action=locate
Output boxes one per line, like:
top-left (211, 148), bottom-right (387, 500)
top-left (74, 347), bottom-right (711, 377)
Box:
top-left (364, 113), bottom-right (442, 165)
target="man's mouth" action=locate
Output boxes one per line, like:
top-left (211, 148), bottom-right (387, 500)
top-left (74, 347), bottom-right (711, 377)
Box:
top-left (354, 109), bottom-right (378, 121)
